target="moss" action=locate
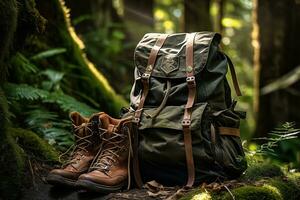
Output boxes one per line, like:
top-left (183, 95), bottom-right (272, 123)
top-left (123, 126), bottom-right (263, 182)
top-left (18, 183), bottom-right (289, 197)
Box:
top-left (222, 185), bottom-right (282, 200)
top-left (0, 134), bottom-right (26, 200)
top-left (241, 163), bottom-right (284, 181)
top-left (9, 127), bottom-right (59, 162)
top-left (0, 0), bottom-right (18, 81)
top-left (180, 189), bottom-right (212, 200)
top-left (14, 0), bottom-right (47, 47)
top-left (0, 89), bottom-right (25, 200)
top-left (180, 171), bottom-right (300, 200)
top-left (267, 177), bottom-right (300, 200)
top-left (287, 172), bottom-right (300, 186)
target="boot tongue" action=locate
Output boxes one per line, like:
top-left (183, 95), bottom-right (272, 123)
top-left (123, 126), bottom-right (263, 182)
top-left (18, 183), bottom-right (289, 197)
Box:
top-left (70, 112), bottom-right (88, 126)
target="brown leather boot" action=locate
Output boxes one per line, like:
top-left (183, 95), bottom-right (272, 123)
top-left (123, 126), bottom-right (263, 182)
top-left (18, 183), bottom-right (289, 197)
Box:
top-left (46, 111), bottom-right (104, 187)
top-left (76, 114), bottom-right (132, 193)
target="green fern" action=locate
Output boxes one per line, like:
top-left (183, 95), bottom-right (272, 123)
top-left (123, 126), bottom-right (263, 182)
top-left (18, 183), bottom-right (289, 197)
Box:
top-left (4, 83), bottom-right (98, 116)
top-left (254, 122), bottom-right (300, 155)
top-left (4, 83), bottom-right (48, 101)
top-left (11, 53), bottom-right (38, 74)
top-left (30, 48), bottom-right (67, 61)
top-left (24, 107), bottom-right (73, 150)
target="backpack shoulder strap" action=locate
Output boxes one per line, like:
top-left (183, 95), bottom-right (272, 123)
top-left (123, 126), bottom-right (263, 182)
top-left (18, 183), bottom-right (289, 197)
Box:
top-left (133, 34), bottom-right (168, 123)
top-left (132, 34), bottom-right (168, 188)
top-left (182, 32), bottom-right (197, 187)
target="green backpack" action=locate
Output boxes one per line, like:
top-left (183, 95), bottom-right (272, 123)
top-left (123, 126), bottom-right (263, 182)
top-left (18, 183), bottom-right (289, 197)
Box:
top-left (126, 32), bottom-right (247, 187)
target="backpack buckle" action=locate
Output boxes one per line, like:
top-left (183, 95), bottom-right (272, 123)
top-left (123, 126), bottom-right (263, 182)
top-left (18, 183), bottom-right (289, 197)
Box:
top-left (133, 117), bottom-right (140, 123)
top-left (182, 119), bottom-right (191, 127)
top-left (142, 73), bottom-right (151, 79)
top-left (186, 76), bottom-right (196, 88)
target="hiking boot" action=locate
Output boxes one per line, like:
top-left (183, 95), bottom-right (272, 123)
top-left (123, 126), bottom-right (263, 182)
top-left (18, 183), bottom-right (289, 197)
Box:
top-left (76, 114), bottom-right (132, 193)
top-left (46, 112), bottom-right (104, 187)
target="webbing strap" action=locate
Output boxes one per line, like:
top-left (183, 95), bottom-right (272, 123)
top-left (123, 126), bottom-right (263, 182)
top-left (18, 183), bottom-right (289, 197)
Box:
top-left (224, 54), bottom-right (242, 96)
top-left (182, 32), bottom-right (197, 187)
top-left (219, 127), bottom-right (240, 137)
top-left (133, 34), bottom-right (168, 188)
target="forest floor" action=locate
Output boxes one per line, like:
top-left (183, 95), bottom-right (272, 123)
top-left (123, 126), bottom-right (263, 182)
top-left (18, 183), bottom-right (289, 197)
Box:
top-left (21, 161), bottom-right (183, 200)
top-left (19, 160), bottom-right (300, 200)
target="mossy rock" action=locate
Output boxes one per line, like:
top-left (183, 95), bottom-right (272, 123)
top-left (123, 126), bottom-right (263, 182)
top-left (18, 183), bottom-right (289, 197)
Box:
top-left (287, 172), bottom-right (300, 185)
top-left (181, 186), bottom-right (282, 200)
top-left (268, 177), bottom-right (300, 200)
top-left (0, 127), bottom-right (59, 199)
top-left (181, 173), bottom-right (300, 200)
top-left (180, 189), bottom-right (212, 200)
top-left (0, 134), bottom-right (26, 200)
top-left (241, 163), bottom-right (284, 181)
top-left (221, 185), bottom-right (282, 200)
top-left (9, 127), bottom-right (59, 162)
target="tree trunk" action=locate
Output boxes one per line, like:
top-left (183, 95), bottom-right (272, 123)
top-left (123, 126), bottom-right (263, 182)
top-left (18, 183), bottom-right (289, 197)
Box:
top-left (184, 0), bottom-right (212, 32)
top-left (253, 0), bottom-right (300, 137)
top-left (216, 0), bottom-right (225, 34)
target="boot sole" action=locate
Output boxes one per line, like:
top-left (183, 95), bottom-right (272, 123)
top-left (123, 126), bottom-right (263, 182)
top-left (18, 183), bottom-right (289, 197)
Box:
top-left (76, 179), bottom-right (124, 193)
top-left (46, 174), bottom-right (77, 187)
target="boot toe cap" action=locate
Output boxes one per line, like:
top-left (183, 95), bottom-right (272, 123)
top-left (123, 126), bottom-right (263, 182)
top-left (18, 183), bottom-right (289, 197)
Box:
top-left (78, 170), bottom-right (126, 186)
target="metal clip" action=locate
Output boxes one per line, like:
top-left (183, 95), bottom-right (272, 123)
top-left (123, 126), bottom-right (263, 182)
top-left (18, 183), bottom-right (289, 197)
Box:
top-left (186, 76), bottom-right (196, 88)
top-left (182, 119), bottom-right (191, 127)
top-left (141, 73), bottom-right (151, 79)
top-left (133, 117), bottom-right (140, 123)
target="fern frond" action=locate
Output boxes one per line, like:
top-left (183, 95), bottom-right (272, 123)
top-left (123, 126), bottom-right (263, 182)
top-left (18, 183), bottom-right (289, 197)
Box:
top-left (11, 53), bottom-right (39, 74)
top-left (30, 48), bottom-right (67, 61)
top-left (4, 83), bottom-right (49, 101)
top-left (253, 122), bottom-right (300, 155)
top-left (24, 108), bottom-right (61, 130)
top-left (4, 83), bottom-right (97, 115)
top-left (24, 107), bottom-right (73, 150)
top-left (46, 92), bottom-right (98, 116)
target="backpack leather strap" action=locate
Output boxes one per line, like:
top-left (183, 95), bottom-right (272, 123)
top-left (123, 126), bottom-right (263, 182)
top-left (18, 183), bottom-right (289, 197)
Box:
top-left (224, 54), bottom-right (242, 96)
top-left (182, 32), bottom-right (197, 187)
top-left (219, 127), bottom-right (240, 137)
top-left (133, 34), bottom-right (168, 123)
top-left (132, 34), bottom-right (168, 188)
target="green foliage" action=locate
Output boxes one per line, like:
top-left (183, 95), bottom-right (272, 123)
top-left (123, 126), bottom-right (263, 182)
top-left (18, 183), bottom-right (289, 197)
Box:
top-left (30, 48), bottom-right (67, 61)
top-left (9, 127), bottom-right (59, 162)
top-left (0, 134), bottom-right (26, 200)
top-left (252, 122), bottom-right (300, 168)
top-left (3, 82), bottom-right (98, 150)
top-left (24, 107), bottom-right (74, 149)
top-left (4, 83), bottom-right (97, 116)
top-left (77, 22), bottom-right (133, 97)
top-left (5, 39), bottom-right (102, 150)
top-left (180, 190), bottom-right (212, 200)
top-left (222, 185), bottom-right (282, 200)
top-left (179, 160), bottom-right (299, 199)
top-left (241, 163), bottom-right (284, 181)
top-left (268, 178), bottom-right (300, 200)
top-left (11, 52), bottom-right (39, 74)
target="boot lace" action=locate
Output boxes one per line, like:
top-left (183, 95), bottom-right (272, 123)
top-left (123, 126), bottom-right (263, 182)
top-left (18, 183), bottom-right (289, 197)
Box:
top-left (59, 122), bottom-right (93, 166)
top-left (90, 126), bottom-right (128, 172)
